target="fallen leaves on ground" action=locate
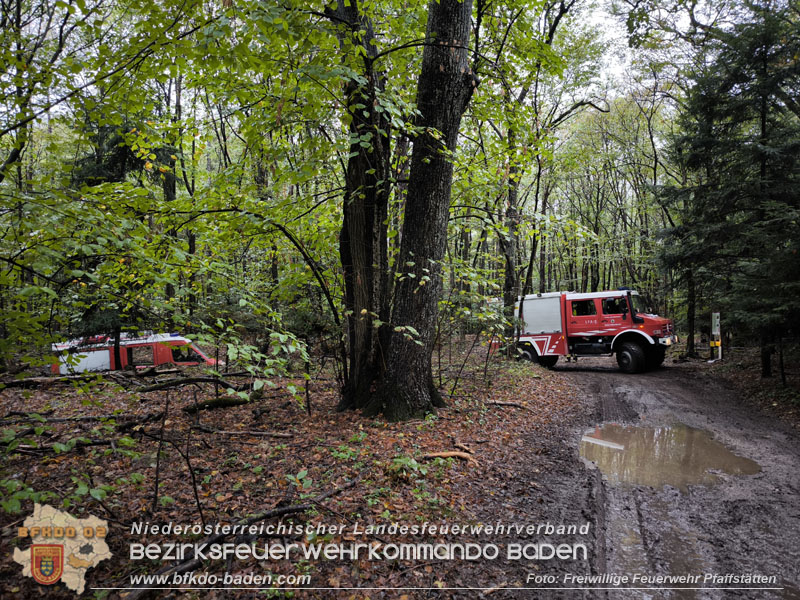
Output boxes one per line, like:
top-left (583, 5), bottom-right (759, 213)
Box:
top-left (0, 340), bottom-right (588, 599)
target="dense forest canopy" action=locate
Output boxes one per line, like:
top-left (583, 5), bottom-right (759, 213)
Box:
top-left (1, 0), bottom-right (798, 415)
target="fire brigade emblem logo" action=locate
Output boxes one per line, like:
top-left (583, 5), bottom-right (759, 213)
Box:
top-left (14, 504), bottom-right (111, 595)
top-left (31, 544), bottom-right (64, 585)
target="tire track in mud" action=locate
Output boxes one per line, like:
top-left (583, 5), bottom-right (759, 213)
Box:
top-left (561, 360), bottom-right (800, 599)
top-left (441, 419), bottom-right (604, 600)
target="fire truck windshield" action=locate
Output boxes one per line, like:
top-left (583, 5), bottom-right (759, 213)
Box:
top-left (630, 294), bottom-right (647, 314)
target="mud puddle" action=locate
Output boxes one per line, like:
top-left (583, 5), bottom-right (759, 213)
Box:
top-left (581, 423), bottom-right (760, 492)
top-left (563, 363), bottom-right (800, 598)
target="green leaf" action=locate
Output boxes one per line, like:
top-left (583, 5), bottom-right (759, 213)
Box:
top-left (90, 488), bottom-right (107, 501)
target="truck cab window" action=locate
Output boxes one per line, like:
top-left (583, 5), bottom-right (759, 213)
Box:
top-left (130, 346), bottom-right (154, 366)
top-left (571, 300), bottom-right (597, 316)
top-left (630, 294), bottom-right (647, 314)
top-left (602, 298), bottom-right (626, 315)
top-left (172, 345), bottom-right (202, 362)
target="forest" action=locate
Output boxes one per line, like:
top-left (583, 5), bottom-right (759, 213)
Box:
top-left (1, 0), bottom-right (798, 412)
top-left (1, 0), bottom-right (799, 596)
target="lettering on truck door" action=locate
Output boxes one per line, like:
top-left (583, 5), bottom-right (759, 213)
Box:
top-left (569, 298), bottom-right (600, 335)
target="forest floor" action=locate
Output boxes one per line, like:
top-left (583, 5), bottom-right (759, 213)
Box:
top-left (705, 345), bottom-right (800, 427)
top-left (1, 340), bottom-right (599, 599)
top-left (1, 341), bottom-right (799, 599)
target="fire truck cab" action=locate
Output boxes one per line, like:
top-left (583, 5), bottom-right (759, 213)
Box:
top-left (51, 333), bottom-right (216, 374)
top-left (514, 290), bottom-right (676, 373)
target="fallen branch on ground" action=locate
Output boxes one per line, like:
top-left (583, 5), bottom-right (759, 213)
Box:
top-left (454, 442), bottom-right (474, 454)
top-left (487, 400), bottom-right (528, 409)
top-left (1, 369), bottom-right (185, 390)
top-left (182, 396), bottom-right (250, 413)
top-left (2, 414), bottom-right (163, 452)
top-left (130, 367), bottom-right (181, 377)
top-left (0, 374), bottom-right (104, 389)
top-left (15, 439), bottom-right (113, 453)
top-left (140, 376), bottom-right (241, 393)
top-left (191, 425), bottom-right (292, 438)
top-left (182, 391), bottom-right (286, 413)
top-left (116, 412), bottom-right (166, 432)
top-left (106, 372), bottom-right (147, 388)
top-left (422, 451), bottom-right (478, 466)
top-left (2, 412), bottom-right (162, 426)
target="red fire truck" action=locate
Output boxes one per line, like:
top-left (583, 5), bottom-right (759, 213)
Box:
top-left (51, 333), bottom-right (217, 374)
top-left (514, 290), bottom-right (676, 373)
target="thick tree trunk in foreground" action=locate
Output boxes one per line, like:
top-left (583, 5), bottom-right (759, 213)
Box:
top-left (369, 0), bottom-right (478, 420)
top-left (329, 0), bottom-right (392, 411)
top-left (337, 90), bottom-right (391, 409)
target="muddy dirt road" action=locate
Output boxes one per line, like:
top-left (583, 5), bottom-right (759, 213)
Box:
top-left (559, 359), bottom-right (800, 599)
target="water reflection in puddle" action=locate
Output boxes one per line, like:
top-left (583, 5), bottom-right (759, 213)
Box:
top-left (581, 423), bottom-right (760, 491)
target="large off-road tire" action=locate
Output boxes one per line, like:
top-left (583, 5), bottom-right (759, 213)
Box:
top-left (538, 355), bottom-right (558, 368)
top-left (518, 347), bottom-right (534, 361)
top-left (617, 341), bottom-right (645, 373)
top-left (645, 346), bottom-right (666, 370)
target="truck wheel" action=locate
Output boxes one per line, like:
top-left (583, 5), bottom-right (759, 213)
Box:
top-left (646, 346), bottom-right (666, 370)
top-left (538, 356), bottom-right (558, 368)
top-left (518, 347), bottom-right (534, 361)
top-left (617, 342), bottom-right (645, 373)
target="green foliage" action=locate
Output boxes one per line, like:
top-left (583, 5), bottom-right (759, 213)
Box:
top-left (2, 0), bottom-right (792, 425)
top-left (348, 430), bottom-right (368, 444)
top-left (385, 455), bottom-right (428, 482)
top-left (330, 444), bottom-right (359, 461)
top-left (285, 469), bottom-right (313, 490)
top-left (660, 0), bottom-right (800, 339)
top-left (0, 479), bottom-right (55, 514)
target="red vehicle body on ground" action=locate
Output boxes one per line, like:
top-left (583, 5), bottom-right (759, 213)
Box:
top-left (514, 289), bottom-right (676, 373)
top-left (51, 333), bottom-right (216, 374)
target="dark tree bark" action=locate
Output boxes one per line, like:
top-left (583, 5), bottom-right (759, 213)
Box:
top-left (685, 269), bottom-right (696, 357)
top-left (538, 194), bottom-right (548, 293)
top-left (113, 325), bottom-right (122, 371)
top-left (501, 129), bottom-right (520, 340)
top-left (369, 0), bottom-right (478, 420)
top-left (760, 336), bottom-right (773, 378)
top-left (522, 158), bottom-right (544, 296)
top-left (327, 0), bottom-right (392, 411)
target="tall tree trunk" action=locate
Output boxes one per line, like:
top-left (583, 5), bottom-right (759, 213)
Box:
top-left (590, 241), bottom-right (600, 292)
top-left (370, 0), bottom-right (477, 420)
top-left (329, 0), bottom-right (392, 411)
top-left (685, 269), bottom-right (696, 357)
top-left (163, 76), bottom-right (179, 307)
top-left (502, 129), bottom-right (520, 338)
top-left (112, 325), bottom-right (122, 372)
top-left (523, 169), bottom-right (545, 295)
top-left (760, 335), bottom-right (773, 378)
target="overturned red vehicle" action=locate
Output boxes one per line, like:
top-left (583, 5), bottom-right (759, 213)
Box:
top-left (51, 333), bottom-right (216, 374)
